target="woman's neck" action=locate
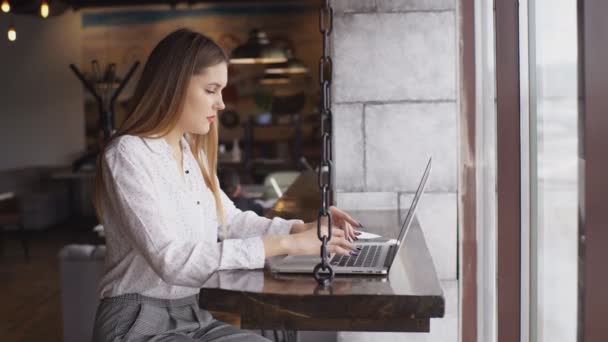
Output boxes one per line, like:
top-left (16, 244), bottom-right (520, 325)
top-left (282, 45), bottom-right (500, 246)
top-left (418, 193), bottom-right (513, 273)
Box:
top-left (163, 129), bottom-right (184, 152)
top-left (164, 129), bottom-right (185, 173)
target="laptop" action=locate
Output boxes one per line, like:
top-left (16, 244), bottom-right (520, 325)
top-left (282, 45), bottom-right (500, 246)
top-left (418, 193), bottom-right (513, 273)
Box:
top-left (269, 157), bottom-right (432, 276)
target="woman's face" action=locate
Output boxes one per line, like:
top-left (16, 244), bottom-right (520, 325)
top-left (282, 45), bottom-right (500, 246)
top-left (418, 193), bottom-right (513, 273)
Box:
top-left (178, 62), bottom-right (227, 135)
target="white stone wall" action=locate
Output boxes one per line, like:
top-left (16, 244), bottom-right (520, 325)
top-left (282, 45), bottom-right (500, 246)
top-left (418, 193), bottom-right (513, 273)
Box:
top-left (331, 0), bottom-right (458, 340)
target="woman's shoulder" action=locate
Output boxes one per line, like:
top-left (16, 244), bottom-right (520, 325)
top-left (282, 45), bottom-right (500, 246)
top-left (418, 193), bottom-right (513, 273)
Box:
top-left (102, 135), bottom-right (160, 176)
top-left (104, 135), bottom-right (150, 159)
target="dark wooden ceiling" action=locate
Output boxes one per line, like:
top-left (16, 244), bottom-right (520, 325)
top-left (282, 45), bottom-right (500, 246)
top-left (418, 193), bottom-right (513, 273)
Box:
top-left (9, 0), bottom-right (322, 16)
top-left (70, 0), bottom-right (321, 9)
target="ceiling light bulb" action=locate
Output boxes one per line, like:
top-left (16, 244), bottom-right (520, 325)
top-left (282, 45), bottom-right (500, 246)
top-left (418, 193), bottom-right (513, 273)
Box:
top-left (41, 1), bottom-right (49, 18)
top-left (1, 1), bottom-right (10, 13)
top-left (8, 25), bottom-right (16, 42)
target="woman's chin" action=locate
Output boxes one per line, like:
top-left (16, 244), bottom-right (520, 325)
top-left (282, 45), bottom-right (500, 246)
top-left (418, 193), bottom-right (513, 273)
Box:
top-left (190, 125), bottom-right (211, 136)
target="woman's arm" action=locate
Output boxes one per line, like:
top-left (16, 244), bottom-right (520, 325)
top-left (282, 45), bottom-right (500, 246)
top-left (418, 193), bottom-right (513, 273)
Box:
top-left (217, 190), bottom-right (357, 257)
top-left (103, 143), bottom-right (268, 288)
top-left (262, 224), bottom-right (357, 257)
top-left (216, 180), bottom-right (361, 242)
top-left (216, 188), bottom-right (357, 257)
top-left (217, 183), bottom-right (304, 239)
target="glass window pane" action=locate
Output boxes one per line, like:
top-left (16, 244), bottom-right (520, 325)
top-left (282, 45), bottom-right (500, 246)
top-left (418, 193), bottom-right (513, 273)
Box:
top-left (529, 1), bottom-right (578, 342)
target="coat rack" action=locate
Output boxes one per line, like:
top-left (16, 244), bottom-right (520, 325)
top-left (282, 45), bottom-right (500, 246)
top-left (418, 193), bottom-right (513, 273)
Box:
top-left (69, 60), bottom-right (139, 171)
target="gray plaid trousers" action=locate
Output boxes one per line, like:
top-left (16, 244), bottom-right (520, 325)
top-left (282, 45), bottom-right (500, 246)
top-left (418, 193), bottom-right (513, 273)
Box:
top-left (92, 293), bottom-right (270, 342)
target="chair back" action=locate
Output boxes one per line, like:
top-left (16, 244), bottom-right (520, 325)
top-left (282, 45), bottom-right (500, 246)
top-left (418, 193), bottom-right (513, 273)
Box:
top-left (262, 171), bottom-right (300, 199)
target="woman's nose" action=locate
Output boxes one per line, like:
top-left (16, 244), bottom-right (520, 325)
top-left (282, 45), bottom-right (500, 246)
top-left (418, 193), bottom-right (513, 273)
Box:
top-left (216, 97), bottom-right (225, 111)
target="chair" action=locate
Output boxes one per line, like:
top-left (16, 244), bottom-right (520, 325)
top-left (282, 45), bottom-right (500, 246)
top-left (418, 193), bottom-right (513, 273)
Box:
top-left (262, 171), bottom-right (301, 200)
top-left (0, 192), bottom-right (30, 261)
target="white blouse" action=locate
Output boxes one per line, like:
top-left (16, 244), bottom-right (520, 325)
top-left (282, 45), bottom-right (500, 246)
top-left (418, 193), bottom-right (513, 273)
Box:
top-left (97, 134), bottom-right (303, 299)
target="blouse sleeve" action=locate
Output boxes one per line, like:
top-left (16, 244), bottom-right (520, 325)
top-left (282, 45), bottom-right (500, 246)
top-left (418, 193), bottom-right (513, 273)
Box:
top-left (102, 143), bottom-right (266, 288)
top-left (217, 177), bottom-right (304, 240)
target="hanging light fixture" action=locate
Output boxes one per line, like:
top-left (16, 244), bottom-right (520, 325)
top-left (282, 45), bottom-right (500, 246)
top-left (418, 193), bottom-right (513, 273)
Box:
top-left (40, 0), bottom-right (49, 18)
top-left (230, 29), bottom-right (287, 65)
top-left (258, 73), bottom-right (290, 85)
top-left (7, 17), bottom-right (16, 42)
top-left (1, 0), bottom-right (10, 13)
top-left (265, 49), bottom-right (309, 75)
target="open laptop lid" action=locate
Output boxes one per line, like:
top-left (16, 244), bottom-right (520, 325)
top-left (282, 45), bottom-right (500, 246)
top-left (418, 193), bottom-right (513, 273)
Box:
top-left (386, 157), bottom-right (432, 268)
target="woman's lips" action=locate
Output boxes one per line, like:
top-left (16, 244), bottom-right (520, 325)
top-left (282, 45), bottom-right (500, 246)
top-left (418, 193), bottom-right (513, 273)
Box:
top-left (207, 116), bottom-right (216, 122)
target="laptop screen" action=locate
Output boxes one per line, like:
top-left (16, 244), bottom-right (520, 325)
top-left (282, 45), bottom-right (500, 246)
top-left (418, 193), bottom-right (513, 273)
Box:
top-left (394, 157), bottom-right (432, 248)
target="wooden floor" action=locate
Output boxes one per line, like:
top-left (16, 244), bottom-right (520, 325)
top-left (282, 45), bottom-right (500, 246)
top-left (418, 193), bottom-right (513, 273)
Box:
top-left (0, 218), bottom-right (100, 342)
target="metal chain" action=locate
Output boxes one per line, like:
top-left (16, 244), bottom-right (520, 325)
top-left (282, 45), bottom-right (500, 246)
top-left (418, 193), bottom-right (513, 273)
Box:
top-left (313, 0), bottom-right (335, 286)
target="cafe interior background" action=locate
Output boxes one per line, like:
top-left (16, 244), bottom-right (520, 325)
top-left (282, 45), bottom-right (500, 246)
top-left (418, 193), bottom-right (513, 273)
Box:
top-left (0, 0), bottom-right (597, 342)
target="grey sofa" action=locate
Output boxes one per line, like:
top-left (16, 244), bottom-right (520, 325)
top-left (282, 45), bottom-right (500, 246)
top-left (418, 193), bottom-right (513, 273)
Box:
top-left (58, 244), bottom-right (106, 342)
top-left (0, 167), bottom-right (70, 230)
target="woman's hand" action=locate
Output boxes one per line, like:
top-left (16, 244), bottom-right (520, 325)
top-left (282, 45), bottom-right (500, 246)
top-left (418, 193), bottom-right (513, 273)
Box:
top-left (265, 207), bottom-right (362, 259)
top-left (290, 206), bottom-right (363, 242)
top-left (262, 229), bottom-right (358, 259)
top-left (286, 224), bottom-right (359, 257)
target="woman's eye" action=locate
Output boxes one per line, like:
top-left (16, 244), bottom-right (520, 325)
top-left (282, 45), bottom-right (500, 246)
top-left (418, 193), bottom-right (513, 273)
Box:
top-left (205, 90), bottom-right (216, 94)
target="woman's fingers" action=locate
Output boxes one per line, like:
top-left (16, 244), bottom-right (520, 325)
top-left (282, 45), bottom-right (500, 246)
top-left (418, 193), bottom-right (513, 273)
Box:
top-left (331, 228), bottom-right (345, 237)
top-left (315, 221), bottom-right (360, 244)
top-left (328, 236), bottom-right (357, 252)
top-left (334, 221), bottom-right (356, 242)
top-left (316, 224), bottom-right (346, 238)
top-left (327, 206), bottom-right (361, 241)
top-left (345, 221), bottom-right (357, 241)
top-left (328, 245), bottom-right (353, 257)
top-left (329, 206), bottom-right (361, 228)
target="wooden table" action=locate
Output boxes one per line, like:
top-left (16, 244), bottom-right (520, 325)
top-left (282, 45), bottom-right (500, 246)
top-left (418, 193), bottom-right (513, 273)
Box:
top-left (200, 171), bottom-right (445, 332)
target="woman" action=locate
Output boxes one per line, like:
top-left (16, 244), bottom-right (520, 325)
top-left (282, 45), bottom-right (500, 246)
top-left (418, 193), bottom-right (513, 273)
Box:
top-left (92, 28), bottom-right (362, 342)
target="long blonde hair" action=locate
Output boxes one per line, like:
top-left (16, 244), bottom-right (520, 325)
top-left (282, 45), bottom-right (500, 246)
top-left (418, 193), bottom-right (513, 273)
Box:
top-left (94, 28), bottom-right (228, 231)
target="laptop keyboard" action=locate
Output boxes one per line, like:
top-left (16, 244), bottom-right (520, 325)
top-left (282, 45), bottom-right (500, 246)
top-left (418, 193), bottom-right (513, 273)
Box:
top-left (330, 245), bottom-right (382, 268)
